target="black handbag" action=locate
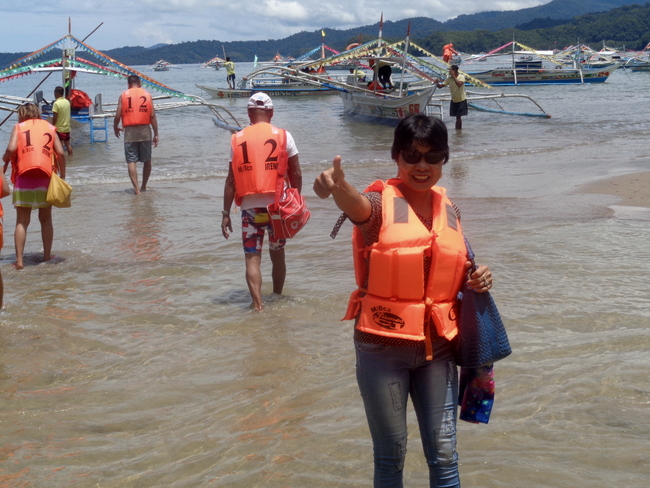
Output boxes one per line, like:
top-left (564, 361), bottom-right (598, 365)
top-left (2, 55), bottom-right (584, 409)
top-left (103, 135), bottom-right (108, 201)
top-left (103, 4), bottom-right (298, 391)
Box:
top-left (454, 237), bottom-right (512, 368)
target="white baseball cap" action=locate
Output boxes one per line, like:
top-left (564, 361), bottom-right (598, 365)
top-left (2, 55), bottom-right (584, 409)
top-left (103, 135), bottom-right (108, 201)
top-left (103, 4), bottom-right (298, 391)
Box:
top-left (247, 92), bottom-right (273, 110)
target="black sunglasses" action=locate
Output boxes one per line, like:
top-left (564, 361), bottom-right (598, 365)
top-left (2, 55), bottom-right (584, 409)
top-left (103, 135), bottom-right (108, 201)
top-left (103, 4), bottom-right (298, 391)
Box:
top-left (400, 148), bottom-right (446, 165)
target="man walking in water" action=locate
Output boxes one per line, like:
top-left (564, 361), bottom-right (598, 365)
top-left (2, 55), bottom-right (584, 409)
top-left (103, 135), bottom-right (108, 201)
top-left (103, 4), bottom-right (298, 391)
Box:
top-left (435, 65), bottom-right (468, 130)
top-left (113, 75), bottom-right (159, 194)
top-left (52, 86), bottom-right (73, 156)
top-left (221, 93), bottom-right (303, 311)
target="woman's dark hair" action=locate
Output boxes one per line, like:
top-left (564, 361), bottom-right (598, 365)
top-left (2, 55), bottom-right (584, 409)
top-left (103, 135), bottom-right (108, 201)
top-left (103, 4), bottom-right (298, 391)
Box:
top-left (391, 114), bottom-right (449, 164)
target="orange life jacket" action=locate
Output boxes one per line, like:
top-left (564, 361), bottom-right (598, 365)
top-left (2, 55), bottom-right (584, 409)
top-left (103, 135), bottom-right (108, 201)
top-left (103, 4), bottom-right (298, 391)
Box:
top-left (11, 119), bottom-right (55, 184)
top-left (67, 89), bottom-right (92, 110)
top-left (343, 179), bottom-right (467, 343)
top-left (121, 87), bottom-right (153, 126)
top-left (231, 122), bottom-right (287, 206)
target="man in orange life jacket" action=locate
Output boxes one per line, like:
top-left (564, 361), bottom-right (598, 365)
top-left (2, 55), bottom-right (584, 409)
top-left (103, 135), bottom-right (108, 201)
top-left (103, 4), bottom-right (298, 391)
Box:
top-left (113, 75), bottom-right (159, 195)
top-left (221, 93), bottom-right (303, 311)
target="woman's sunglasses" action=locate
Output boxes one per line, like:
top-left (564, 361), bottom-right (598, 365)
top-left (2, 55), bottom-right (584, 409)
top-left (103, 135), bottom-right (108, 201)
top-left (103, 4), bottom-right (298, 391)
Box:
top-left (400, 148), bottom-right (446, 165)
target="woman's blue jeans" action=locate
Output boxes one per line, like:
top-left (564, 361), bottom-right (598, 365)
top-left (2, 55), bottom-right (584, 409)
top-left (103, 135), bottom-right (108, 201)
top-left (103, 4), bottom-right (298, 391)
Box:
top-left (355, 339), bottom-right (460, 488)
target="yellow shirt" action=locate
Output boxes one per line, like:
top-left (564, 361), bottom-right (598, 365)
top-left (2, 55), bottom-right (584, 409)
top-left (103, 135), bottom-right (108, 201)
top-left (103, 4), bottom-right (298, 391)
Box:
top-left (52, 97), bottom-right (71, 133)
top-left (443, 74), bottom-right (467, 103)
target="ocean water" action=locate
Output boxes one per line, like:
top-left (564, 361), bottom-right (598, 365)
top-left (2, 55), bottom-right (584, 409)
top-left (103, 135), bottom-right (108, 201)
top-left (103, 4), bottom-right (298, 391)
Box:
top-left (0, 64), bottom-right (649, 487)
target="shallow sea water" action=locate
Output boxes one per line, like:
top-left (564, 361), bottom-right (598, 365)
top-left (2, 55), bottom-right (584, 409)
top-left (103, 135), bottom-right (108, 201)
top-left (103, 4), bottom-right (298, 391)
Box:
top-left (0, 64), bottom-right (649, 487)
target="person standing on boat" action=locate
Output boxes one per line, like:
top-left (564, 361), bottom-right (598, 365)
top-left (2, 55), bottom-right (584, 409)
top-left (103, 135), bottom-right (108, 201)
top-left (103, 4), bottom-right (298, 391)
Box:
top-left (221, 93), bottom-right (303, 311)
top-left (113, 75), bottom-right (158, 195)
top-left (443, 44), bottom-right (459, 64)
top-left (435, 65), bottom-right (468, 131)
top-left (52, 86), bottom-right (73, 157)
top-left (224, 57), bottom-right (236, 89)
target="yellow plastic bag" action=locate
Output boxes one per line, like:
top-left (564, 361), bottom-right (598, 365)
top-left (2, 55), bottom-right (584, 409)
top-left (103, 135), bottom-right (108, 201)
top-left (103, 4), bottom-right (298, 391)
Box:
top-left (46, 172), bottom-right (72, 208)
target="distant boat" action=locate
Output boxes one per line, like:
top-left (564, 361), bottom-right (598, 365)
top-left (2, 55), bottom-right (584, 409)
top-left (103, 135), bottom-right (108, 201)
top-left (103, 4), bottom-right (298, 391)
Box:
top-left (462, 43), bottom-right (620, 85)
top-left (152, 60), bottom-right (179, 71)
top-left (467, 62), bottom-right (620, 85)
top-left (200, 55), bottom-right (224, 70)
top-left (195, 64), bottom-right (349, 98)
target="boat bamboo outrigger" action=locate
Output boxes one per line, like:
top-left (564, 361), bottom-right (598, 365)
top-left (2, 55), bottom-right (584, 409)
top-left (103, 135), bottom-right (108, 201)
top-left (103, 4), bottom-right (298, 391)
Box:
top-left (286, 18), bottom-right (550, 123)
top-left (196, 30), bottom-right (359, 99)
top-left (0, 22), bottom-right (243, 139)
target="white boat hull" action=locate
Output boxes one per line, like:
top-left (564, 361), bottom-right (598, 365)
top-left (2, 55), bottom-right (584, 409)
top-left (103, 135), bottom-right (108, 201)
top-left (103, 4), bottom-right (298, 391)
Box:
top-left (339, 86), bottom-right (436, 123)
top-left (467, 64), bottom-right (620, 85)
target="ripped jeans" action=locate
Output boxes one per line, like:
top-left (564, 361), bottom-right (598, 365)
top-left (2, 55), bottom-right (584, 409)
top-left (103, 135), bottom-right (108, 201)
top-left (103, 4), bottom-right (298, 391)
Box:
top-left (355, 339), bottom-right (460, 488)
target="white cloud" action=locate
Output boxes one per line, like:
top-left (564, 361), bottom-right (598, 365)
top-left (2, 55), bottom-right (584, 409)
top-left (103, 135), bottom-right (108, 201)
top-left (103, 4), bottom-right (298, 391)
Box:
top-left (0, 0), bottom-right (553, 52)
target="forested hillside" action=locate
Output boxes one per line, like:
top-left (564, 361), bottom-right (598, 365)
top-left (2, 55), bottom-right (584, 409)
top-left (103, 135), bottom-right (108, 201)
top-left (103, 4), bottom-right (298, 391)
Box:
top-left (444, 0), bottom-right (633, 31)
top-left (0, 1), bottom-right (647, 67)
top-left (421, 3), bottom-right (650, 53)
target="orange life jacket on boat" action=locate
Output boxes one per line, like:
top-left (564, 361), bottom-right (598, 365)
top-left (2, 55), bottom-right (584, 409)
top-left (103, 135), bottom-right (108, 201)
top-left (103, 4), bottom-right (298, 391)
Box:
top-left (443, 44), bottom-right (457, 63)
top-left (120, 87), bottom-right (153, 126)
top-left (67, 89), bottom-right (92, 110)
top-left (11, 119), bottom-right (55, 184)
top-left (343, 179), bottom-right (467, 342)
top-left (231, 122), bottom-right (287, 206)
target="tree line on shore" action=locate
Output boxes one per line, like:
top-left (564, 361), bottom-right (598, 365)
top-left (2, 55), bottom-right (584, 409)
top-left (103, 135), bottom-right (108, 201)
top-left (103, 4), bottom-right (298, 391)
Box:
top-left (1, 2), bottom-right (649, 68)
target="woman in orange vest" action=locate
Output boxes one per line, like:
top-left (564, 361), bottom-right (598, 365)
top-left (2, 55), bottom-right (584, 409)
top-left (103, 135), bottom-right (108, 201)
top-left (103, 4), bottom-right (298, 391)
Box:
top-left (2, 103), bottom-right (66, 270)
top-left (313, 114), bottom-right (493, 487)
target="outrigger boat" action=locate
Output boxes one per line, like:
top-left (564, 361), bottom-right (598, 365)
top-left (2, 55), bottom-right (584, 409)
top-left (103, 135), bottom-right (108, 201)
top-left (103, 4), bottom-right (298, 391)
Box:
top-left (195, 62), bottom-right (352, 99)
top-left (200, 55), bottom-right (224, 70)
top-left (287, 21), bottom-right (550, 124)
top-left (152, 60), bottom-right (179, 71)
top-left (196, 34), bottom-right (358, 98)
top-left (0, 23), bottom-right (242, 140)
top-left (623, 42), bottom-right (650, 71)
top-left (462, 41), bottom-right (620, 85)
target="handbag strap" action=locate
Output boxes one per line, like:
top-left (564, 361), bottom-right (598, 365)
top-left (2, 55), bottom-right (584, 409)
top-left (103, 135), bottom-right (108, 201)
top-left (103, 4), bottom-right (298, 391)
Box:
top-left (273, 129), bottom-right (288, 206)
top-left (463, 236), bottom-right (478, 274)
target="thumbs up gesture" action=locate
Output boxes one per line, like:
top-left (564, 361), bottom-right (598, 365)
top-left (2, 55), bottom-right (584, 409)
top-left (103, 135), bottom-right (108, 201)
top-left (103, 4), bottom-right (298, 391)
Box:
top-left (313, 155), bottom-right (346, 199)
top-left (313, 156), bottom-right (372, 223)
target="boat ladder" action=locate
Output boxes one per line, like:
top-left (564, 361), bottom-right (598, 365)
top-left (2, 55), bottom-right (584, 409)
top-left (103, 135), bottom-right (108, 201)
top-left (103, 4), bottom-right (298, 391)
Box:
top-left (425, 100), bottom-right (444, 119)
top-left (88, 95), bottom-right (108, 143)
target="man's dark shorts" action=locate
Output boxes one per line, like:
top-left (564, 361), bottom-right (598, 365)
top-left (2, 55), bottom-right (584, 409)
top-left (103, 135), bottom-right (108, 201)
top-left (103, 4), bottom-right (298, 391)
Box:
top-left (56, 131), bottom-right (70, 142)
top-left (450, 100), bottom-right (468, 117)
top-left (124, 141), bottom-right (152, 164)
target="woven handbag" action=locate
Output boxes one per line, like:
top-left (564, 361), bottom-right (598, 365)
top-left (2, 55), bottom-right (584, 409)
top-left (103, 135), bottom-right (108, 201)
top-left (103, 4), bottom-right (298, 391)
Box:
top-left (46, 171), bottom-right (72, 208)
top-left (454, 237), bottom-right (511, 368)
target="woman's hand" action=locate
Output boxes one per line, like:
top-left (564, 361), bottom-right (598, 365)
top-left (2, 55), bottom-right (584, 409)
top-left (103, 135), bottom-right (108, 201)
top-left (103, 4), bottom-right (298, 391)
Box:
top-left (313, 156), bottom-right (371, 222)
top-left (466, 263), bottom-right (492, 293)
top-left (313, 155), bottom-right (346, 199)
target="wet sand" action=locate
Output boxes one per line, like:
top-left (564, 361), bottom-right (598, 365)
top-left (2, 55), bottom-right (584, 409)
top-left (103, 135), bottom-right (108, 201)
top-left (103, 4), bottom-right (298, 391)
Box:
top-left (580, 171), bottom-right (650, 208)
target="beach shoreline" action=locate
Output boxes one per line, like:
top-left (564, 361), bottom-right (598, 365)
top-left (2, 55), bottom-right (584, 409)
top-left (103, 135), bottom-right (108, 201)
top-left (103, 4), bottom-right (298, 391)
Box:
top-left (578, 170), bottom-right (650, 208)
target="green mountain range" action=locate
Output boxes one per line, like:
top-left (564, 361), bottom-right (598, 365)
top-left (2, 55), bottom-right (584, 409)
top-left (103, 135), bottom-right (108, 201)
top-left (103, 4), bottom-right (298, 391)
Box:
top-left (0, 0), bottom-right (646, 67)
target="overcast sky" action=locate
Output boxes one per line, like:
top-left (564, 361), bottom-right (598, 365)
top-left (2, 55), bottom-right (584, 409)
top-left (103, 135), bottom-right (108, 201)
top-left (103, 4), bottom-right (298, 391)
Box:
top-left (1, 0), bottom-right (550, 53)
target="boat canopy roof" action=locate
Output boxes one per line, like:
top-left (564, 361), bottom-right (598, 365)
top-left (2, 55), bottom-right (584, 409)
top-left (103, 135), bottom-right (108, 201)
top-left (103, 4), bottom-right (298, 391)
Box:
top-left (0, 34), bottom-right (193, 100)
